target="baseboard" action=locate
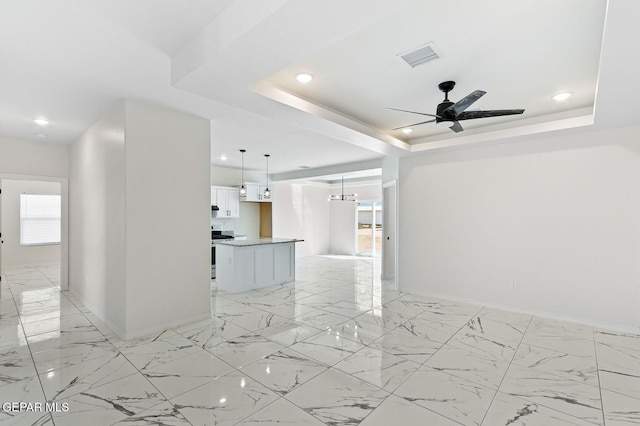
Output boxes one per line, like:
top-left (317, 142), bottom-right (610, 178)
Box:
top-left (67, 288), bottom-right (211, 340)
top-left (66, 287), bottom-right (126, 338)
top-left (401, 285), bottom-right (640, 335)
top-left (120, 312), bottom-right (212, 341)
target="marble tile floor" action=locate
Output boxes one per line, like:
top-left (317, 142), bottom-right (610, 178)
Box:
top-left (1, 258), bottom-right (640, 425)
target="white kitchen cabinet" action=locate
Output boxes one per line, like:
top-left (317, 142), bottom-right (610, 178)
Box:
top-left (241, 183), bottom-right (271, 203)
top-left (211, 186), bottom-right (240, 218)
top-left (226, 188), bottom-right (239, 217)
top-left (242, 184), bottom-right (260, 202)
top-left (210, 186), bottom-right (217, 205)
top-left (216, 239), bottom-right (300, 292)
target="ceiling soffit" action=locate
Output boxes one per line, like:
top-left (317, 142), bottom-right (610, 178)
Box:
top-left (253, 0), bottom-right (607, 152)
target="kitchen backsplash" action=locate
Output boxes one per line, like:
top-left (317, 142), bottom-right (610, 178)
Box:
top-left (211, 202), bottom-right (259, 239)
top-left (211, 217), bottom-right (239, 232)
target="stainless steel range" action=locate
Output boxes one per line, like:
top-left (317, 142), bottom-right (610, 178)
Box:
top-left (211, 231), bottom-right (234, 279)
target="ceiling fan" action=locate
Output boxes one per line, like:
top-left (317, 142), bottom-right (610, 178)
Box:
top-left (388, 81), bottom-right (525, 133)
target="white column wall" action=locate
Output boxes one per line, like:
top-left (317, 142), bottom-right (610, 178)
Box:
top-left (124, 100), bottom-right (211, 337)
top-left (69, 100), bottom-right (211, 339)
top-left (398, 125), bottom-right (640, 332)
top-left (69, 103), bottom-right (127, 334)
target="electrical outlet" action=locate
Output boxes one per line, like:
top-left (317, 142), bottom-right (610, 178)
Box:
top-left (511, 282), bottom-right (518, 290)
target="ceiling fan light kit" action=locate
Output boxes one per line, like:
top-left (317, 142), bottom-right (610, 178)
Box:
top-left (389, 80), bottom-right (525, 133)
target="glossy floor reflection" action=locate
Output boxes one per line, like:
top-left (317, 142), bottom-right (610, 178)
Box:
top-left (1, 257), bottom-right (640, 425)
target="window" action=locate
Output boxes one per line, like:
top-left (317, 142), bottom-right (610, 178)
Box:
top-left (357, 200), bottom-right (382, 257)
top-left (20, 194), bottom-right (61, 246)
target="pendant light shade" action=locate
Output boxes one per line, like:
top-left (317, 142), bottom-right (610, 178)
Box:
top-left (263, 154), bottom-right (271, 200)
top-left (239, 149), bottom-right (247, 198)
top-left (329, 177), bottom-right (357, 201)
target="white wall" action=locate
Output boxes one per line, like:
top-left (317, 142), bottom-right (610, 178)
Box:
top-left (70, 100), bottom-right (211, 339)
top-left (272, 182), bottom-right (330, 256)
top-left (0, 136), bottom-right (69, 288)
top-left (337, 181), bottom-right (381, 201)
top-left (399, 125), bottom-right (640, 332)
top-left (0, 180), bottom-right (60, 267)
top-left (124, 101), bottom-right (211, 337)
top-left (69, 102), bottom-right (127, 334)
top-left (272, 180), bottom-right (381, 257)
top-left (329, 181), bottom-right (380, 255)
top-left (211, 165), bottom-right (263, 187)
top-left (0, 136), bottom-right (69, 178)
top-left (237, 203), bottom-right (260, 239)
top-left (382, 155), bottom-right (399, 186)
top-left (330, 201), bottom-right (357, 255)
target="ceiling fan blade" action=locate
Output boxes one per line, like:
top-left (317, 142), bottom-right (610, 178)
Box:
top-left (456, 109), bottom-right (525, 120)
top-left (391, 119), bottom-right (436, 131)
top-left (444, 90), bottom-right (486, 116)
top-left (386, 107), bottom-right (440, 118)
top-left (449, 121), bottom-right (464, 133)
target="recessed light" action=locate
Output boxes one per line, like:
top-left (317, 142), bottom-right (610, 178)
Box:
top-left (219, 155), bottom-right (228, 161)
top-left (34, 118), bottom-right (49, 126)
top-left (402, 128), bottom-right (413, 134)
top-left (296, 73), bottom-right (314, 84)
top-left (553, 92), bottom-right (572, 102)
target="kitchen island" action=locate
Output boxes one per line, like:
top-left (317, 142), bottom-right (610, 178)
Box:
top-left (215, 238), bottom-right (303, 292)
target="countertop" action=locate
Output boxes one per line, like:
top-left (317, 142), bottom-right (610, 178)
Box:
top-left (215, 238), bottom-right (304, 247)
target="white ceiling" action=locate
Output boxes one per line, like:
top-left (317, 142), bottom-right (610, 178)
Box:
top-left (1, 0), bottom-right (639, 177)
top-left (264, 0), bottom-right (605, 143)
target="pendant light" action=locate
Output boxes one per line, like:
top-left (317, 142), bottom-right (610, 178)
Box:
top-left (239, 149), bottom-right (247, 198)
top-left (329, 176), bottom-right (357, 201)
top-left (263, 154), bottom-right (271, 200)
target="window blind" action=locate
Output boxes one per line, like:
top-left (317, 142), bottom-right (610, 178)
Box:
top-left (20, 194), bottom-right (61, 245)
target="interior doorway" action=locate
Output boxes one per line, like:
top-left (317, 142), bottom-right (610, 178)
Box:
top-left (382, 181), bottom-right (397, 285)
top-left (356, 200), bottom-right (382, 257)
top-left (0, 177), bottom-right (66, 290)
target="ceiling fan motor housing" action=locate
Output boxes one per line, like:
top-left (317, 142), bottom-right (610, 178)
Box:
top-left (436, 100), bottom-right (455, 123)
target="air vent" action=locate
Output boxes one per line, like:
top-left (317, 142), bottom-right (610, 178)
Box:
top-left (397, 42), bottom-right (441, 68)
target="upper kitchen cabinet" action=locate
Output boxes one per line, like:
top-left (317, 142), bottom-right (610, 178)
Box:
top-left (210, 186), bottom-right (217, 206)
top-left (242, 183), bottom-right (272, 203)
top-left (211, 186), bottom-right (240, 218)
top-left (226, 189), bottom-right (240, 217)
